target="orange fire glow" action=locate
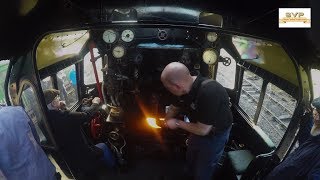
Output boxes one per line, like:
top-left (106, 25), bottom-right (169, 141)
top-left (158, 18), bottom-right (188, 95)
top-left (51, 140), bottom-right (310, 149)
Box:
top-left (146, 117), bottom-right (162, 129)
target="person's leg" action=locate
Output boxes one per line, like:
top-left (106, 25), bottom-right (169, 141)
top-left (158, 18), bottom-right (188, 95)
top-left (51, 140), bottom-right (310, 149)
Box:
top-left (193, 127), bottom-right (231, 180)
top-left (185, 146), bottom-right (197, 179)
top-left (95, 143), bottom-right (116, 168)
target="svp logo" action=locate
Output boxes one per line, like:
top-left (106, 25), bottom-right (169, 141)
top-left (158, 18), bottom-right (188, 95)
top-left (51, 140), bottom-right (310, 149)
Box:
top-left (279, 8), bottom-right (311, 28)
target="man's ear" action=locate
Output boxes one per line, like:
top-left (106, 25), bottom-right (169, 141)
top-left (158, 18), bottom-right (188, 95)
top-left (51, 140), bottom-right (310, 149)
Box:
top-left (174, 83), bottom-right (182, 91)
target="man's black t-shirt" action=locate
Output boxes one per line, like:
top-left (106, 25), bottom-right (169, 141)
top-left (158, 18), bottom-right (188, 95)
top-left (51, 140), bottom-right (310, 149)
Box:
top-left (173, 75), bottom-right (233, 132)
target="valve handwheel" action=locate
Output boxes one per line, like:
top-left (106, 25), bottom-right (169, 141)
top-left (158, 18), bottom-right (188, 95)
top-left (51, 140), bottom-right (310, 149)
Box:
top-left (90, 113), bottom-right (103, 140)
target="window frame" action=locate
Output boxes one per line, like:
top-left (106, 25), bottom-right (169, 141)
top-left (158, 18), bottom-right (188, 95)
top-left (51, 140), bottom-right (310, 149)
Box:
top-left (18, 79), bottom-right (56, 149)
top-left (236, 66), bottom-right (298, 146)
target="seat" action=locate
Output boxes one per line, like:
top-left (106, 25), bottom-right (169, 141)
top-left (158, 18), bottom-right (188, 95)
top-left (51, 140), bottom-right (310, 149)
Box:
top-left (227, 150), bottom-right (255, 175)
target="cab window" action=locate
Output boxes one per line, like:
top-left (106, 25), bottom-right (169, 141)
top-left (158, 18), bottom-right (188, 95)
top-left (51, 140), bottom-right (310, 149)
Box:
top-left (20, 83), bottom-right (52, 146)
top-left (256, 83), bottom-right (297, 146)
top-left (40, 76), bottom-right (54, 91)
top-left (239, 70), bottom-right (263, 120)
top-left (83, 48), bottom-right (103, 85)
top-left (57, 65), bottom-right (78, 108)
top-left (216, 49), bottom-right (236, 89)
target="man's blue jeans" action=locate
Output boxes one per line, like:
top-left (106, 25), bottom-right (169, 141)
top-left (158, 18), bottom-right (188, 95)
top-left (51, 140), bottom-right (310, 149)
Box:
top-left (186, 126), bottom-right (231, 180)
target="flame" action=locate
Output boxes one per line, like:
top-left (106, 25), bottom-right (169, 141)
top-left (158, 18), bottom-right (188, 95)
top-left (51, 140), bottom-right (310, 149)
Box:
top-left (146, 117), bottom-right (162, 129)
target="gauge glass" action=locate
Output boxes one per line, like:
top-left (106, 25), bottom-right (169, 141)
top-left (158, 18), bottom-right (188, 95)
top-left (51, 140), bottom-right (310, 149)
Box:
top-left (112, 46), bottom-right (125, 58)
top-left (202, 49), bottom-right (217, 65)
top-left (102, 29), bottom-right (117, 43)
top-left (206, 32), bottom-right (218, 42)
top-left (121, 29), bottom-right (134, 42)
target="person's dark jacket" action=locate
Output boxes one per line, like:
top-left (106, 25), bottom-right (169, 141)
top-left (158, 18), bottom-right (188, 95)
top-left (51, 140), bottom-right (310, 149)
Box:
top-left (47, 105), bottom-right (103, 175)
top-left (266, 135), bottom-right (320, 180)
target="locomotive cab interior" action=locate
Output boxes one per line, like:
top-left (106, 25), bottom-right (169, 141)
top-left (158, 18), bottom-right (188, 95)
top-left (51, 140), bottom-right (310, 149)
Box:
top-left (32, 27), bottom-right (299, 179)
top-left (2, 3), bottom-right (319, 180)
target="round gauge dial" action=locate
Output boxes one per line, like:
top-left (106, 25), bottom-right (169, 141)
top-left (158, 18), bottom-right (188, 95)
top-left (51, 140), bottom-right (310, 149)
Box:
top-left (202, 49), bottom-right (218, 65)
top-left (158, 29), bottom-right (168, 40)
top-left (102, 29), bottom-right (117, 43)
top-left (121, 29), bottom-right (134, 42)
top-left (112, 46), bottom-right (125, 58)
top-left (206, 32), bottom-right (218, 42)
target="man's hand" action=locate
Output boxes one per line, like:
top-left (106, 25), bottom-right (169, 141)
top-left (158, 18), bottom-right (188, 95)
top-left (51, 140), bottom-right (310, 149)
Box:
top-left (92, 97), bottom-right (101, 105)
top-left (82, 98), bottom-right (93, 105)
top-left (165, 118), bottom-right (179, 129)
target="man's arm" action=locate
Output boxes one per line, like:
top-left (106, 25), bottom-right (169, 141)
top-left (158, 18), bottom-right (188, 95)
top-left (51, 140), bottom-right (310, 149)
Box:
top-left (67, 111), bottom-right (91, 125)
top-left (81, 103), bottom-right (99, 115)
top-left (81, 97), bottom-right (101, 115)
top-left (176, 119), bottom-right (213, 136)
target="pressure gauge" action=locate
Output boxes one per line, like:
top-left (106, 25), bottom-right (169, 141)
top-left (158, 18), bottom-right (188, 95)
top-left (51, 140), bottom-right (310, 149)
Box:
top-left (102, 29), bottom-right (117, 43)
top-left (202, 49), bottom-right (218, 65)
top-left (121, 29), bottom-right (134, 42)
top-left (112, 46), bottom-right (125, 58)
top-left (206, 32), bottom-right (218, 42)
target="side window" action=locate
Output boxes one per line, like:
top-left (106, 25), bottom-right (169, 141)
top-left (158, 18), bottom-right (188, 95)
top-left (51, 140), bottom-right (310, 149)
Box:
top-left (0, 60), bottom-right (9, 105)
top-left (239, 70), bottom-right (263, 120)
top-left (21, 83), bottom-right (52, 146)
top-left (216, 49), bottom-right (236, 89)
top-left (40, 76), bottom-right (54, 91)
top-left (57, 65), bottom-right (79, 108)
top-left (311, 69), bottom-right (320, 99)
top-left (256, 83), bottom-right (297, 146)
top-left (83, 48), bottom-right (103, 85)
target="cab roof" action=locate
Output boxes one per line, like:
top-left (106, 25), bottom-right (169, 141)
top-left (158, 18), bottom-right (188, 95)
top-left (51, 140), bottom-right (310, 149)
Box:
top-left (0, 0), bottom-right (319, 68)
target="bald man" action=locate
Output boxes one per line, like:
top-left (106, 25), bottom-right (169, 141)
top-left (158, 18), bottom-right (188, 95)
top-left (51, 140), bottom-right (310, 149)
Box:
top-left (161, 62), bottom-right (233, 180)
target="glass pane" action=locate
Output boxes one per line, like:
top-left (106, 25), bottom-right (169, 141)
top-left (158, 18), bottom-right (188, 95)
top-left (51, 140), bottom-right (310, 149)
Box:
top-left (0, 60), bottom-right (9, 105)
top-left (21, 85), bottom-right (51, 145)
top-left (216, 49), bottom-right (236, 89)
top-left (257, 83), bottom-right (297, 146)
top-left (40, 76), bottom-right (54, 91)
top-left (57, 65), bottom-right (79, 109)
top-left (83, 48), bottom-right (103, 85)
top-left (239, 70), bottom-right (263, 121)
top-left (311, 69), bottom-right (320, 99)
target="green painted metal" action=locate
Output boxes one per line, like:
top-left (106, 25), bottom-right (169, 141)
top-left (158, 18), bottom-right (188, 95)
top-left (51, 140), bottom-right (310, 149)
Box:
top-left (0, 62), bottom-right (9, 104)
top-left (233, 36), bottom-right (298, 86)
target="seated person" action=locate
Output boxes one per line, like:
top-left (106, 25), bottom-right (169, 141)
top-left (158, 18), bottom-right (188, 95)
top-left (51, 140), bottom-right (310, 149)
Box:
top-left (0, 106), bottom-right (58, 180)
top-left (44, 89), bottom-right (115, 177)
top-left (297, 104), bottom-right (314, 145)
top-left (266, 97), bottom-right (320, 180)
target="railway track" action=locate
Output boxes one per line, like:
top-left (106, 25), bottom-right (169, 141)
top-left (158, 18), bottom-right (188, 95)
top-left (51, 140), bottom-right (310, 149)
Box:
top-left (242, 78), bottom-right (293, 128)
top-left (242, 78), bottom-right (294, 115)
top-left (241, 78), bottom-right (296, 145)
top-left (241, 89), bottom-right (288, 130)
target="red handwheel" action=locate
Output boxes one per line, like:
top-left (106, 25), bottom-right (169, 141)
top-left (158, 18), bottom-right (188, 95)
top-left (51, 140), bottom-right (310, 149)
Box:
top-left (90, 114), bottom-right (102, 140)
